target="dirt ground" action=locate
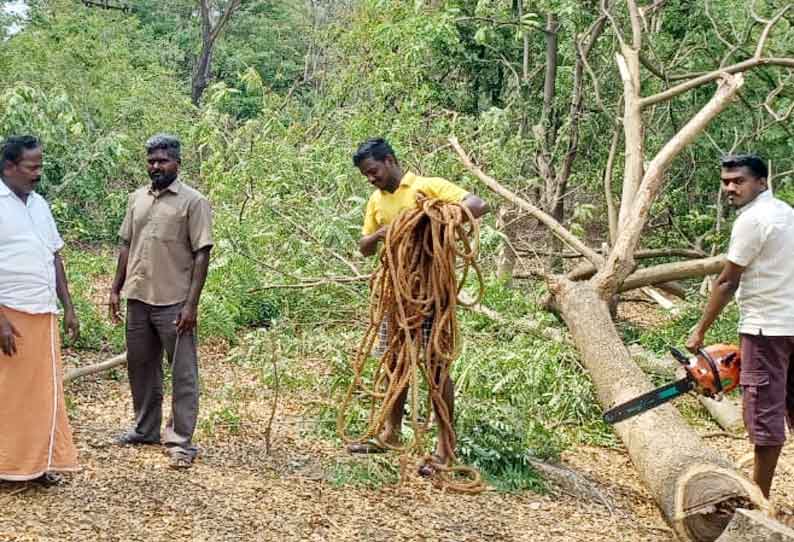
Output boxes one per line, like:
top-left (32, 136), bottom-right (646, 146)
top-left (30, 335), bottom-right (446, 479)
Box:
top-left (2, 301), bottom-right (793, 541)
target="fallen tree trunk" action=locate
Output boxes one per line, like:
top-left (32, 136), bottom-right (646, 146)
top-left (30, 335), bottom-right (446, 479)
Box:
top-left (64, 352), bottom-right (127, 383)
top-left (716, 509), bottom-right (794, 542)
top-left (552, 278), bottom-right (765, 541)
top-left (655, 281), bottom-right (687, 299)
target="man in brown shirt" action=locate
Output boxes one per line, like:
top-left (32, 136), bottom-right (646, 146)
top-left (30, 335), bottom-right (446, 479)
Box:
top-left (109, 134), bottom-right (212, 469)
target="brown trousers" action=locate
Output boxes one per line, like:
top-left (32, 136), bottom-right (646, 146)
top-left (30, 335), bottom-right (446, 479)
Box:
top-left (125, 300), bottom-right (199, 456)
top-left (740, 333), bottom-right (794, 446)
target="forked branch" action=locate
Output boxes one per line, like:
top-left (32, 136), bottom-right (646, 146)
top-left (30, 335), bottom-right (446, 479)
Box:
top-left (596, 73), bottom-right (745, 297)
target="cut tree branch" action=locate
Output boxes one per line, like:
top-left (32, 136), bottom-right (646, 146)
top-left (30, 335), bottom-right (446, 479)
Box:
top-left (449, 137), bottom-right (604, 268)
top-left (64, 352), bottom-right (127, 383)
top-left (251, 275), bottom-right (370, 291)
top-left (516, 248), bottom-right (707, 260)
top-left (617, 255), bottom-right (725, 293)
top-left (81, 0), bottom-right (130, 11)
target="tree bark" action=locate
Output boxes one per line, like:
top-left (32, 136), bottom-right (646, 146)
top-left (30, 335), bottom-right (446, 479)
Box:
top-left (604, 126), bottom-right (620, 245)
top-left (716, 509), bottom-right (794, 542)
top-left (191, 0), bottom-right (242, 106)
top-left (617, 255), bottom-right (725, 293)
top-left (552, 278), bottom-right (765, 541)
top-left (616, 49), bottom-right (644, 232)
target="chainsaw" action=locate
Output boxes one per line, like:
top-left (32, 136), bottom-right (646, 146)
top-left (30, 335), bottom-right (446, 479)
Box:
top-left (603, 343), bottom-right (741, 425)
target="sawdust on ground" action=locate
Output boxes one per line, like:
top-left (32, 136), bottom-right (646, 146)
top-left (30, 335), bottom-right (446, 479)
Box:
top-left (2, 301), bottom-right (792, 541)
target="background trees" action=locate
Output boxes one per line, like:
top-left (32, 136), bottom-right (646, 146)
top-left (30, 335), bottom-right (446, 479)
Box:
top-left (2, 0), bottom-right (793, 530)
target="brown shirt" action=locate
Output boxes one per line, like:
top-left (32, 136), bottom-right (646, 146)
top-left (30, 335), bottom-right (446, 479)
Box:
top-left (119, 179), bottom-right (213, 306)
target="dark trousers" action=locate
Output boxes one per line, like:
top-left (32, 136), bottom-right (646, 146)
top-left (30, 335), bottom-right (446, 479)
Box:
top-left (126, 299), bottom-right (199, 456)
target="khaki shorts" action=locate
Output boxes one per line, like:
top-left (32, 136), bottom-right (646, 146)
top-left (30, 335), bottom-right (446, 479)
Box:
top-left (740, 333), bottom-right (794, 446)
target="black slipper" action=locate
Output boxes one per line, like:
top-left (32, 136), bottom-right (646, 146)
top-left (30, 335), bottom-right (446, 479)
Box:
top-left (33, 472), bottom-right (64, 486)
top-left (112, 431), bottom-right (160, 446)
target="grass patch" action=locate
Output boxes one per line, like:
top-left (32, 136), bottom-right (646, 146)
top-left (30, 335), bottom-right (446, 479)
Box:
top-left (306, 280), bottom-right (614, 492)
top-left (326, 456), bottom-right (399, 489)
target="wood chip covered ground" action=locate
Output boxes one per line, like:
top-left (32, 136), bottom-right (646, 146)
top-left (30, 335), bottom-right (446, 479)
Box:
top-left (2, 302), bottom-right (792, 541)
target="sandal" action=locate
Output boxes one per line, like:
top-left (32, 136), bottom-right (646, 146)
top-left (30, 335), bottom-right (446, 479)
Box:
top-left (168, 451), bottom-right (194, 470)
top-left (347, 440), bottom-right (389, 454)
top-left (418, 455), bottom-right (446, 477)
top-left (112, 431), bottom-right (159, 446)
top-left (33, 472), bottom-right (64, 486)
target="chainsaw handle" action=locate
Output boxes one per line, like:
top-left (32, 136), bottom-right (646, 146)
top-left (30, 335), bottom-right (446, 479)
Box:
top-left (669, 347), bottom-right (690, 366)
top-left (698, 347), bottom-right (724, 396)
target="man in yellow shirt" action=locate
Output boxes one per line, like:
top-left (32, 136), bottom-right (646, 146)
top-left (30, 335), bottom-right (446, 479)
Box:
top-left (350, 138), bottom-right (489, 472)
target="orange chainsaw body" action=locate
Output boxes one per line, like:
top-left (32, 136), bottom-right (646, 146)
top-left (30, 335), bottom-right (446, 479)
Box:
top-left (685, 343), bottom-right (741, 398)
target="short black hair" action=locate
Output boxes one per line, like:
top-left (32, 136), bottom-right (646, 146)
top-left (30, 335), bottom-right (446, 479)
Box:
top-left (145, 133), bottom-right (181, 162)
top-left (720, 153), bottom-right (768, 179)
top-left (1, 135), bottom-right (41, 171)
top-left (352, 138), bottom-right (396, 167)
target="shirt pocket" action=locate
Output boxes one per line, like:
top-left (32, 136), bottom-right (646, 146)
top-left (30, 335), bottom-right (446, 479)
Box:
top-left (151, 214), bottom-right (184, 242)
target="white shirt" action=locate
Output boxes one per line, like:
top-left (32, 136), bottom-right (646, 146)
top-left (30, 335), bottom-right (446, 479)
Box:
top-left (727, 190), bottom-right (794, 335)
top-left (0, 180), bottom-right (63, 314)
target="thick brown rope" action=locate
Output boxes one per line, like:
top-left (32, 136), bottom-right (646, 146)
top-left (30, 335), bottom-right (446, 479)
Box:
top-left (337, 195), bottom-right (487, 493)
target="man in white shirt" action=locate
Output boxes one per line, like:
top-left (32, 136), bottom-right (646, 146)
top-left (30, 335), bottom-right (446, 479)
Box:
top-left (687, 153), bottom-right (794, 499)
top-left (0, 135), bottom-right (80, 484)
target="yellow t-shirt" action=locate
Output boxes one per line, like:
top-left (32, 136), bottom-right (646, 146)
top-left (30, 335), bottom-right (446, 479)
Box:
top-left (362, 172), bottom-right (468, 235)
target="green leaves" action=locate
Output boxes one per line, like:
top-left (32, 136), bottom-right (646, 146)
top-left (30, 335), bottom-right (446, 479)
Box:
top-left (0, 1), bottom-right (193, 241)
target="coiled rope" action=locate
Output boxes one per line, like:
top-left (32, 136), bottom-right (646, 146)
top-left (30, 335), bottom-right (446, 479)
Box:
top-left (337, 195), bottom-right (487, 493)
